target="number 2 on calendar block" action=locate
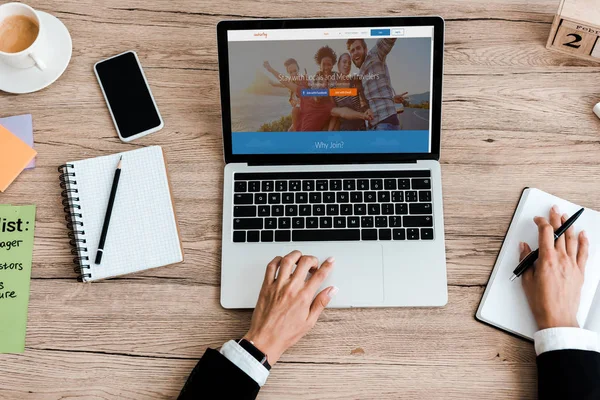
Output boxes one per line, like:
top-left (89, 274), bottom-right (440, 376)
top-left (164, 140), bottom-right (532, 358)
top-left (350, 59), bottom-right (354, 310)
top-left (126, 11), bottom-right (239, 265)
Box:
top-left (553, 20), bottom-right (598, 56)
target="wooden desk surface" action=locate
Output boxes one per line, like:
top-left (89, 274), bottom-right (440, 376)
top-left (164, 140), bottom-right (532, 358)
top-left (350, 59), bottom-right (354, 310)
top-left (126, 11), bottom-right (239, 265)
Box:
top-left (1, 0), bottom-right (600, 398)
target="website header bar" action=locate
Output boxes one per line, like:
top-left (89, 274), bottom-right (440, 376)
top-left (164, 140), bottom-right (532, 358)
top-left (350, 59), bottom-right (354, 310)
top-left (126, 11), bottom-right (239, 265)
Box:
top-left (227, 26), bottom-right (433, 42)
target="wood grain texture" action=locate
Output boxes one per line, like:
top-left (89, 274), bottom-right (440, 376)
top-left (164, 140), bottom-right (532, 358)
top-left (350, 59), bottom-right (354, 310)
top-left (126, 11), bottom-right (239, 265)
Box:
top-left (2, 0), bottom-right (600, 398)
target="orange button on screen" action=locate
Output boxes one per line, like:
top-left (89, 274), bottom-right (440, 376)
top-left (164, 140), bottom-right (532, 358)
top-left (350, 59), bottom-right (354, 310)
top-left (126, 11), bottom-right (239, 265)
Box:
top-left (329, 88), bottom-right (357, 97)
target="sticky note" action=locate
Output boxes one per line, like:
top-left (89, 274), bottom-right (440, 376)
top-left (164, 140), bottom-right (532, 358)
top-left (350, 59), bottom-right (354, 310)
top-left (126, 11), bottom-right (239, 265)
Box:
top-left (0, 205), bottom-right (36, 353)
top-left (0, 125), bottom-right (37, 192)
top-left (0, 114), bottom-right (35, 169)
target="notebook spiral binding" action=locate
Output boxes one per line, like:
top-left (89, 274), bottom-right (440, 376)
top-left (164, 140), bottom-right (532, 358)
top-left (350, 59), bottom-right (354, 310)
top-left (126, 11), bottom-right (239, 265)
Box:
top-left (58, 164), bottom-right (91, 282)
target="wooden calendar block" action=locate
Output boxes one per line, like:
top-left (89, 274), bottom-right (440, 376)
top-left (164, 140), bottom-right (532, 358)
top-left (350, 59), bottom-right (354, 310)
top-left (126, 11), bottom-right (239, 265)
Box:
top-left (547, 0), bottom-right (600, 62)
top-left (552, 20), bottom-right (598, 56)
top-left (592, 42), bottom-right (600, 58)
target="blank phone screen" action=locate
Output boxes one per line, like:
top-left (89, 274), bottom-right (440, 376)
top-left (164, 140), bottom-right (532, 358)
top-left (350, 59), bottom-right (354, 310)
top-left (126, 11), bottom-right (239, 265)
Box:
top-left (95, 52), bottom-right (162, 138)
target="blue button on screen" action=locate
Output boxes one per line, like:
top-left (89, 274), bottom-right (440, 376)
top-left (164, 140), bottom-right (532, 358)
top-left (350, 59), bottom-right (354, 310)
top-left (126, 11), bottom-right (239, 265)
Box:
top-left (370, 29), bottom-right (391, 36)
top-left (301, 88), bottom-right (329, 97)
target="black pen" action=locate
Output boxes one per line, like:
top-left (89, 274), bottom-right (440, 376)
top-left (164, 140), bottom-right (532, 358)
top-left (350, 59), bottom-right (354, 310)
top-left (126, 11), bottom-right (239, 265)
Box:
top-left (94, 156), bottom-right (123, 265)
top-left (510, 207), bottom-right (585, 281)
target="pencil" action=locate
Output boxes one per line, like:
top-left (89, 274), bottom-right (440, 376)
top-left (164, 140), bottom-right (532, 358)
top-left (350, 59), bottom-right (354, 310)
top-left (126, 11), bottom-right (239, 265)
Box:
top-left (94, 156), bottom-right (123, 265)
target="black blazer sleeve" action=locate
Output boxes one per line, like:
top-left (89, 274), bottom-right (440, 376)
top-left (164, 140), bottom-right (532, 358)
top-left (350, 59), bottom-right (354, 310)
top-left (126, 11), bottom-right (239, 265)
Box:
top-left (178, 348), bottom-right (260, 400)
top-left (537, 349), bottom-right (600, 400)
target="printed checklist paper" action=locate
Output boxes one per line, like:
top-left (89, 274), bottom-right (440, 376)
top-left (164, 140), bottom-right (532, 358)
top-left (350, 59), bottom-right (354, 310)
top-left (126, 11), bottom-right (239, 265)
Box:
top-left (0, 205), bottom-right (36, 353)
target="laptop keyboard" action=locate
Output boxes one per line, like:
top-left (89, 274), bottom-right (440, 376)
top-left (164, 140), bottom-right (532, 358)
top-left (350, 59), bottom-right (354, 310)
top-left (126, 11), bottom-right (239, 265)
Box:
top-left (232, 171), bottom-right (434, 242)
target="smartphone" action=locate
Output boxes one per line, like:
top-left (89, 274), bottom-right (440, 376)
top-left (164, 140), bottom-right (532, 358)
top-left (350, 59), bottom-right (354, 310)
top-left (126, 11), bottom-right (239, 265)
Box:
top-left (94, 51), bottom-right (164, 142)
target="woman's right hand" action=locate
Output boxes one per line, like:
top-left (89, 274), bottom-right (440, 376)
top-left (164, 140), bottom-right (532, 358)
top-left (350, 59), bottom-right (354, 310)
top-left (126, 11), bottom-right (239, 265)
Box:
top-left (243, 251), bottom-right (337, 365)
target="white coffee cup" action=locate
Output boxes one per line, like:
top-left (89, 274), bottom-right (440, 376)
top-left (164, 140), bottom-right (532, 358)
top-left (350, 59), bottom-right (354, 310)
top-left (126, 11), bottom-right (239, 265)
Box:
top-left (0, 2), bottom-right (46, 70)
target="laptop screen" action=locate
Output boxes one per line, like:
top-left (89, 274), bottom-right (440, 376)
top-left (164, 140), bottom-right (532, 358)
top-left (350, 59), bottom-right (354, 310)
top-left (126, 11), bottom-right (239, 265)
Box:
top-left (226, 25), bottom-right (435, 155)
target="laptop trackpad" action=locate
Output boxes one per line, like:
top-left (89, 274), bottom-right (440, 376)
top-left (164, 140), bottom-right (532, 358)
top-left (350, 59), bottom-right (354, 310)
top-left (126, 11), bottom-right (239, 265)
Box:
top-left (281, 244), bottom-right (384, 307)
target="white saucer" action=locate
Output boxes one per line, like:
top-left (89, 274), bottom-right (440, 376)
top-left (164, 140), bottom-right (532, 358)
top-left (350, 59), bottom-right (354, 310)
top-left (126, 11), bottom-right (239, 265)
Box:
top-left (0, 11), bottom-right (72, 94)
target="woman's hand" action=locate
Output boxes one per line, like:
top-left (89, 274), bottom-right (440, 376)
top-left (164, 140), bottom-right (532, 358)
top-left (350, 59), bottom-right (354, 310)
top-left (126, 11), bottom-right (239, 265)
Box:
top-left (521, 206), bottom-right (589, 330)
top-left (243, 251), bottom-right (337, 365)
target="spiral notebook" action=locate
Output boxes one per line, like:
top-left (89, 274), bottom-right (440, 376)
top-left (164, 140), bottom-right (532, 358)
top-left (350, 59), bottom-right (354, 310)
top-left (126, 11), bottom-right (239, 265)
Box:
top-left (476, 188), bottom-right (600, 340)
top-left (59, 146), bottom-right (183, 282)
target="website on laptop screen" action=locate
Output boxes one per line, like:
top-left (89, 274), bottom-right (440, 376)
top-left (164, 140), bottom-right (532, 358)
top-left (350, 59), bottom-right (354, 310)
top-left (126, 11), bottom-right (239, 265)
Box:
top-left (227, 25), bottom-right (434, 154)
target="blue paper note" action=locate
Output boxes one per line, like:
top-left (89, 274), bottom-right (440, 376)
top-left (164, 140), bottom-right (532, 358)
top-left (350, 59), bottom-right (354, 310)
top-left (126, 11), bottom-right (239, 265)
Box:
top-left (0, 115), bottom-right (34, 169)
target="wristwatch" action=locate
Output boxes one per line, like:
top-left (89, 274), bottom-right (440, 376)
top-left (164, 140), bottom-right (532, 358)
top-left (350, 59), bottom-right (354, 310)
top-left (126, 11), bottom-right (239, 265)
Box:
top-left (237, 338), bottom-right (271, 370)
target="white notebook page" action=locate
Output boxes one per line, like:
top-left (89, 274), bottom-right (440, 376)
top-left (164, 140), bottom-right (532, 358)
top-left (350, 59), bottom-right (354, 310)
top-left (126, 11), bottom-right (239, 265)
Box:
top-left (478, 188), bottom-right (600, 339)
top-left (584, 288), bottom-right (600, 334)
top-left (70, 146), bottom-right (182, 281)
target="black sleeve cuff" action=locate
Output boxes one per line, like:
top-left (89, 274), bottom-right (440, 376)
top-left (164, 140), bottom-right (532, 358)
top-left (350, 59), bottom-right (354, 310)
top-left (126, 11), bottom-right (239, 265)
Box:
top-left (178, 348), bottom-right (260, 400)
top-left (537, 349), bottom-right (600, 400)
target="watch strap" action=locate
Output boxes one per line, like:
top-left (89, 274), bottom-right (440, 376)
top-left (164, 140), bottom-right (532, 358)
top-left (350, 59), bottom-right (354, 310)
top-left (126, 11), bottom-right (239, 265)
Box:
top-left (237, 338), bottom-right (271, 370)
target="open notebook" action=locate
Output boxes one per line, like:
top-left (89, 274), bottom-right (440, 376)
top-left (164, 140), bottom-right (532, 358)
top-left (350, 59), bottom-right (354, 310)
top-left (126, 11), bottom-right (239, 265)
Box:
top-left (58, 146), bottom-right (183, 281)
top-left (477, 188), bottom-right (600, 340)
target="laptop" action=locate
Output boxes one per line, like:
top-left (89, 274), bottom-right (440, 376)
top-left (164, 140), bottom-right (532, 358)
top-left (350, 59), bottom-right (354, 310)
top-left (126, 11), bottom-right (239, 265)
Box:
top-left (217, 16), bottom-right (447, 308)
